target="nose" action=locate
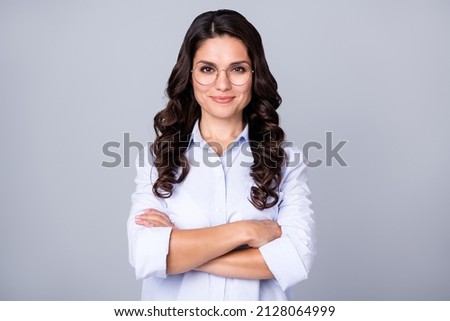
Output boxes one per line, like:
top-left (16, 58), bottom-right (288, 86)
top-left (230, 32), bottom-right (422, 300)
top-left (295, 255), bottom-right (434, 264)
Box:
top-left (214, 69), bottom-right (232, 91)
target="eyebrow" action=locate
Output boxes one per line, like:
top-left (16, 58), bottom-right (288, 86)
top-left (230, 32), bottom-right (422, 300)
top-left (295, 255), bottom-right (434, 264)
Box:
top-left (194, 60), bottom-right (252, 67)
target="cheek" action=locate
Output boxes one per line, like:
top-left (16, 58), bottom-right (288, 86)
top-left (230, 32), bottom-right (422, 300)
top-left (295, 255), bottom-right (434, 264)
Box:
top-left (239, 84), bottom-right (253, 103)
top-left (193, 84), bottom-right (208, 103)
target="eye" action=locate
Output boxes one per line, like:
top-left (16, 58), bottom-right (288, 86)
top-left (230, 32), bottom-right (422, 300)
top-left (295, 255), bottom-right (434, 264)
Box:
top-left (230, 65), bottom-right (248, 73)
top-left (199, 65), bottom-right (216, 73)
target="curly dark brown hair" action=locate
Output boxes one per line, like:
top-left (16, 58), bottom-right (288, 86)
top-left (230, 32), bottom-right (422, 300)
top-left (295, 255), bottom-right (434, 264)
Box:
top-left (151, 9), bottom-right (285, 210)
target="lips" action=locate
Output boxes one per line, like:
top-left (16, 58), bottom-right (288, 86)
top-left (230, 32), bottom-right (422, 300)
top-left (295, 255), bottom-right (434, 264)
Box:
top-left (210, 96), bottom-right (234, 104)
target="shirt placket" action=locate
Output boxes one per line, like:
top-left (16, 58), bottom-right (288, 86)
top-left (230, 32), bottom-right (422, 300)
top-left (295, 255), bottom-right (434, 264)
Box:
top-left (209, 146), bottom-right (228, 300)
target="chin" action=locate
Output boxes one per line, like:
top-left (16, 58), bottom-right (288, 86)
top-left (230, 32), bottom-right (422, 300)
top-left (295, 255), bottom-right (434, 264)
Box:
top-left (209, 110), bottom-right (242, 120)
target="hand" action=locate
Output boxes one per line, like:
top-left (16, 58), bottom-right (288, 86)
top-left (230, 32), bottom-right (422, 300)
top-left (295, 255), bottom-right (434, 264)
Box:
top-left (135, 209), bottom-right (176, 228)
top-left (245, 220), bottom-right (281, 248)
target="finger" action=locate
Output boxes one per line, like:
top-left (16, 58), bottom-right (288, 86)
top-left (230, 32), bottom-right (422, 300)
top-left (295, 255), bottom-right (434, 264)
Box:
top-left (135, 217), bottom-right (168, 227)
top-left (137, 214), bottom-right (174, 227)
top-left (138, 211), bottom-right (174, 226)
top-left (142, 209), bottom-right (172, 221)
top-left (135, 219), bottom-right (154, 227)
top-left (135, 215), bottom-right (174, 228)
top-left (141, 209), bottom-right (170, 222)
top-left (135, 219), bottom-right (164, 228)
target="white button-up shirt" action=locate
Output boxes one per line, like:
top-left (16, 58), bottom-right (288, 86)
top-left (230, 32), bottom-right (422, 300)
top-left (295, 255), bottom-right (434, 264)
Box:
top-left (128, 120), bottom-right (316, 300)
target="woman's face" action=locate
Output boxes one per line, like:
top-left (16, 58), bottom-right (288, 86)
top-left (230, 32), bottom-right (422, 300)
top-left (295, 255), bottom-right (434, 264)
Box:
top-left (192, 35), bottom-right (252, 124)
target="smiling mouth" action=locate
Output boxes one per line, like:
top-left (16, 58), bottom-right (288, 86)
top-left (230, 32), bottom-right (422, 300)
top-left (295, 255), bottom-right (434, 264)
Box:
top-left (210, 96), bottom-right (234, 104)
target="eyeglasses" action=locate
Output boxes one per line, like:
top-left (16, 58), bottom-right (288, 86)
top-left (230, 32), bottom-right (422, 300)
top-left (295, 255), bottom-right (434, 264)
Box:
top-left (191, 63), bottom-right (254, 86)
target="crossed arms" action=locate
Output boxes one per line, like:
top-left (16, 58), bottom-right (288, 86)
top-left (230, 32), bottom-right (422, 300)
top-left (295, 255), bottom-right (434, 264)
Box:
top-left (135, 209), bottom-right (281, 279)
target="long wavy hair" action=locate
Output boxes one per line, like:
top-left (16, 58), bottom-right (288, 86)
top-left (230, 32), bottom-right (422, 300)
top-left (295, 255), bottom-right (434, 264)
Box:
top-left (152, 9), bottom-right (285, 209)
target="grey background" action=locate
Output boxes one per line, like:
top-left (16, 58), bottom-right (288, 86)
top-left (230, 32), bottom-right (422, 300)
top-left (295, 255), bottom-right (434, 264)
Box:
top-left (1, 0), bottom-right (449, 300)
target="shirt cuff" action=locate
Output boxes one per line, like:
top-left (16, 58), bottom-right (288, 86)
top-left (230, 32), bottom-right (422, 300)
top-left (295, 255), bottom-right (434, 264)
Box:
top-left (259, 235), bottom-right (308, 291)
top-left (133, 227), bottom-right (172, 280)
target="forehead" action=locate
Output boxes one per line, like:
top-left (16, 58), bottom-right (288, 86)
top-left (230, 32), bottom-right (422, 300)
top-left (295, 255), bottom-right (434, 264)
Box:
top-left (193, 35), bottom-right (250, 64)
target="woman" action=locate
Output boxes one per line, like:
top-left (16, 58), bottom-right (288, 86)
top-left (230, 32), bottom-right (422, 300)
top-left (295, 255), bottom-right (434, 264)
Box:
top-left (128, 9), bottom-right (315, 300)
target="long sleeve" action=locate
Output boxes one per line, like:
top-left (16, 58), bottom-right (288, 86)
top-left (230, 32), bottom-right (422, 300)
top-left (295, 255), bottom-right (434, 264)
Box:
top-left (127, 148), bottom-right (172, 280)
top-left (259, 146), bottom-right (316, 290)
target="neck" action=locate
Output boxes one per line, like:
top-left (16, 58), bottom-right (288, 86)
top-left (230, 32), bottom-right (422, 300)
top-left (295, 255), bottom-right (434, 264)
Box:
top-left (199, 116), bottom-right (245, 143)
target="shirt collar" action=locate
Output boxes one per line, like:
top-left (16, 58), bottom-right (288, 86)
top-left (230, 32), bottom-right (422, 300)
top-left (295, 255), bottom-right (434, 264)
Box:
top-left (188, 118), bottom-right (249, 150)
